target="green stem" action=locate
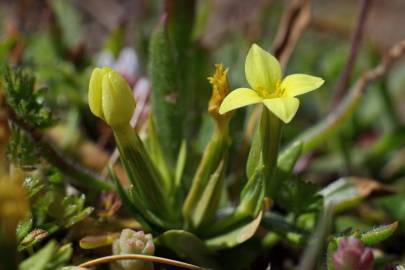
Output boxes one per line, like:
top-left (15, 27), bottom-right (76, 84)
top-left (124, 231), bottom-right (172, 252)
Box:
top-left (259, 108), bottom-right (282, 196)
top-left (182, 126), bottom-right (227, 229)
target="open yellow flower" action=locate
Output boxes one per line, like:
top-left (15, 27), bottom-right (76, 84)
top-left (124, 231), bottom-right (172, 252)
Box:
top-left (219, 44), bottom-right (324, 123)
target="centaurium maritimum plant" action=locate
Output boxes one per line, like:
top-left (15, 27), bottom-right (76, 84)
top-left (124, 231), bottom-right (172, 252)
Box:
top-left (87, 43), bottom-right (324, 268)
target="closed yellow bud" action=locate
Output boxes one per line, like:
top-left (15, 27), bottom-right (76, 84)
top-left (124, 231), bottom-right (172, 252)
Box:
top-left (88, 67), bottom-right (136, 127)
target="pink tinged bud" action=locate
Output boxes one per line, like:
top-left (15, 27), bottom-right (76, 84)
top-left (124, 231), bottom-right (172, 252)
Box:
top-left (135, 231), bottom-right (145, 239)
top-left (332, 237), bottom-right (374, 270)
top-left (135, 240), bottom-right (144, 251)
top-left (143, 240), bottom-right (155, 255)
top-left (112, 229), bottom-right (155, 270)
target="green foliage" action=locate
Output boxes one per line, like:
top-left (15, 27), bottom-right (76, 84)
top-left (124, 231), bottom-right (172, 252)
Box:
top-left (7, 124), bottom-right (39, 169)
top-left (17, 172), bottom-right (93, 251)
top-left (19, 241), bottom-right (72, 270)
top-left (277, 178), bottom-right (322, 217)
top-left (2, 66), bottom-right (54, 128)
top-left (360, 222), bottom-right (398, 246)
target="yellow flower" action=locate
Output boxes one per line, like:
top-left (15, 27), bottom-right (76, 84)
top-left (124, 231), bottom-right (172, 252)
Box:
top-left (219, 44), bottom-right (324, 123)
top-left (88, 67), bottom-right (136, 127)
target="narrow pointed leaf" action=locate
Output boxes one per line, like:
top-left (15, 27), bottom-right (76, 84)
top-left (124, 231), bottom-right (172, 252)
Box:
top-left (205, 210), bottom-right (263, 250)
top-left (360, 222), bottom-right (398, 246)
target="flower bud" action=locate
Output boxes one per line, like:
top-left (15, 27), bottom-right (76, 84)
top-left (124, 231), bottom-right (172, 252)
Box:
top-left (112, 229), bottom-right (154, 270)
top-left (89, 67), bottom-right (136, 128)
top-left (332, 237), bottom-right (374, 270)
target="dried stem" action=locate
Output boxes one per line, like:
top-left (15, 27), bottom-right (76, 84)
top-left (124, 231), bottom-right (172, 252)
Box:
top-left (78, 254), bottom-right (207, 270)
top-left (5, 103), bottom-right (113, 191)
top-left (272, 0), bottom-right (311, 68)
top-left (282, 38), bottom-right (405, 157)
top-left (331, 0), bottom-right (373, 108)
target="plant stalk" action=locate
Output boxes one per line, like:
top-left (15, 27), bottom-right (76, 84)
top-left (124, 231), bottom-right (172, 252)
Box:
top-left (259, 107), bottom-right (282, 196)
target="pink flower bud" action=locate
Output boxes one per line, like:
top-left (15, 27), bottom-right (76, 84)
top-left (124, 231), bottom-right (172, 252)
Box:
top-left (332, 237), bottom-right (374, 270)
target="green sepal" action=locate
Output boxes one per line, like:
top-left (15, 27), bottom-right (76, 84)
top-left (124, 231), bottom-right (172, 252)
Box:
top-left (360, 221), bottom-right (398, 246)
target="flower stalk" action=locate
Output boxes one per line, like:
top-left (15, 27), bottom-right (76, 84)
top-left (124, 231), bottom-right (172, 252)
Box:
top-left (182, 64), bottom-right (231, 230)
top-left (259, 108), bottom-right (282, 196)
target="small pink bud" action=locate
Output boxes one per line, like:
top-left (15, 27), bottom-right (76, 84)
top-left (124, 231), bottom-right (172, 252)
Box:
top-left (332, 237), bottom-right (374, 270)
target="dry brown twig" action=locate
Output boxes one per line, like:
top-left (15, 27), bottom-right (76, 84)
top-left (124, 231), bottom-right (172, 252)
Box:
top-left (331, 0), bottom-right (374, 109)
top-left (78, 254), bottom-right (207, 270)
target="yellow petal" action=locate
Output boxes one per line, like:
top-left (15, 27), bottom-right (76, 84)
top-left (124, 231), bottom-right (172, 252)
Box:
top-left (88, 68), bottom-right (106, 118)
top-left (281, 74), bottom-right (324, 97)
top-left (262, 97), bottom-right (299, 123)
top-left (101, 70), bottom-right (136, 127)
top-left (245, 44), bottom-right (281, 93)
top-left (219, 88), bottom-right (262, 114)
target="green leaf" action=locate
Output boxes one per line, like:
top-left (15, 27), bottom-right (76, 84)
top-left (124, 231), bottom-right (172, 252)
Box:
top-left (19, 241), bottom-right (56, 270)
top-left (182, 129), bottom-right (227, 229)
top-left (18, 229), bottom-right (48, 251)
top-left (204, 166), bottom-right (264, 237)
top-left (156, 230), bottom-right (218, 269)
top-left (261, 212), bottom-right (309, 239)
top-left (319, 177), bottom-right (385, 212)
top-left (145, 117), bottom-right (173, 191)
top-left (3, 67), bottom-right (54, 128)
top-left (205, 210), bottom-right (263, 250)
top-left (149, 21), bottom-right (184, 164)
top-left (277, 141), bottom-right (303, 173)
top-left (191, 161), bottom-right (225, 229)
top-left (277, 178), bottom-right (322, 216)
top-left (360, 222), bottom-right (398, 246)
top-left (46, 244), bottom-right (73, 269)
top-left (238, 166), bottom-right (265, 218)
top-left (175, 140), bottom-right (187, 188)
top-left (16, 217), bottom-right (33, 243)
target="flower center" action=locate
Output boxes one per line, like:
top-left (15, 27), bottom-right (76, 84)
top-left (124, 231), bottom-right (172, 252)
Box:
top-left (256, 80), bottom-right (285, 99)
